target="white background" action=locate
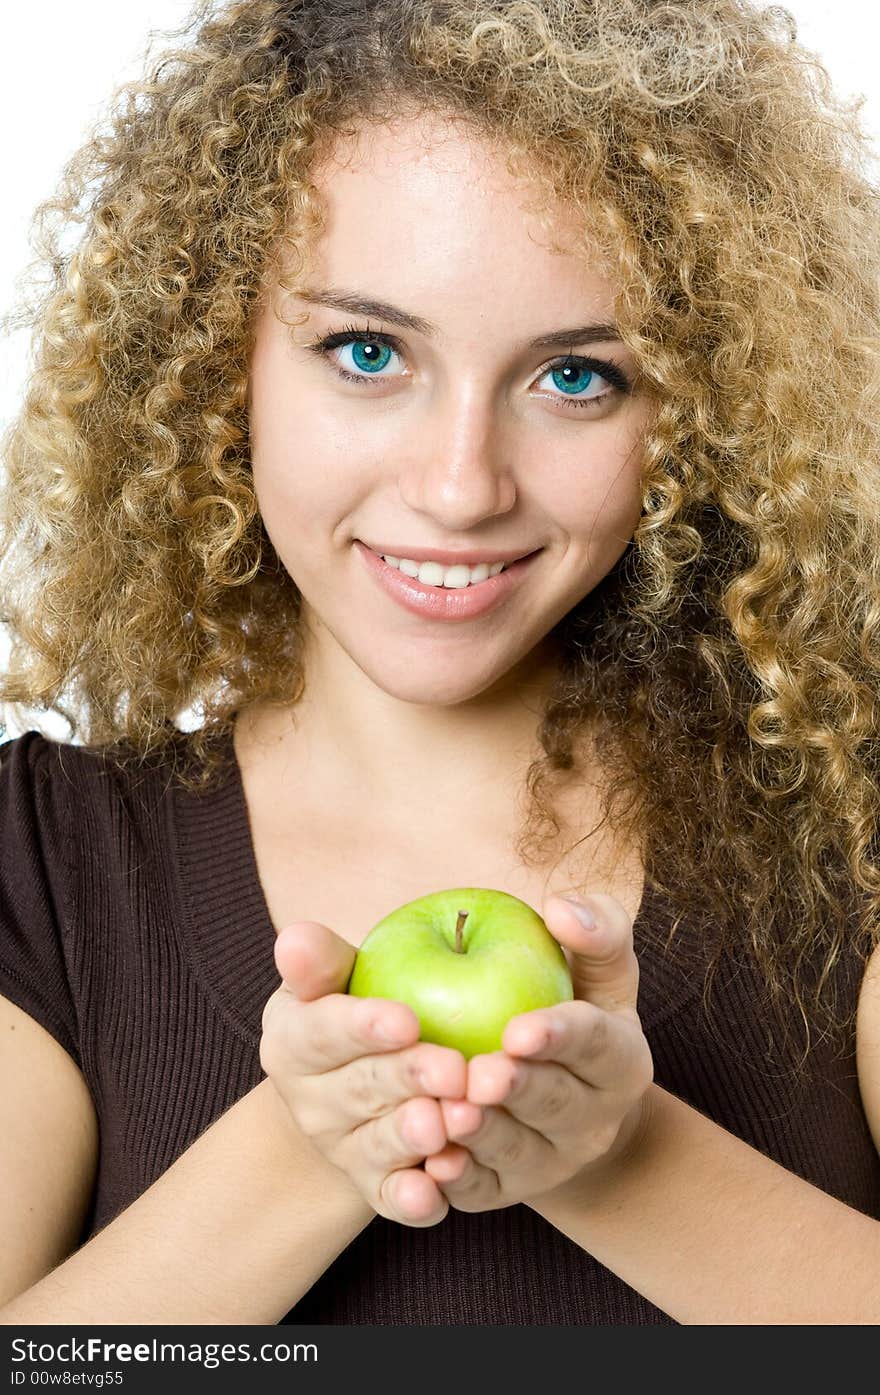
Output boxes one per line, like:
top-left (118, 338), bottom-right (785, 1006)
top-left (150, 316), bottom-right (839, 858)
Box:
top-left (0, 1), bottom-right (877, 737)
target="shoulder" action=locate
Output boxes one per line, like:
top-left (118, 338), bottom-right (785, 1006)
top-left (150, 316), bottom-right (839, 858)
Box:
top-left (0, 729), bottom-right (185, 865)
top-left (0, 727), bottom-right (59, 769)
top-left (0, 729), bottom-right (74, 819)
top-left (1, 728), bottom-right (98, 779)
top-left (856, 939), bottom-right (880, 1157)
top-left (0, 729), bottom-right (112, 812)
top-left (0, 726), bottom-right (186, 792)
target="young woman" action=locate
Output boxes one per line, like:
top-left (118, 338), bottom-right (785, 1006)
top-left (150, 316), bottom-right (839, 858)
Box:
top-left (0, 0), bottom-right (878, 1325)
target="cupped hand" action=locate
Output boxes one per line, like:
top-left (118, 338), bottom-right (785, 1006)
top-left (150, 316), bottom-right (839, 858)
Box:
top-left (423, 892), bottom-right (655, 1211)
top-left (259, 920), bottom-right (467, 1227)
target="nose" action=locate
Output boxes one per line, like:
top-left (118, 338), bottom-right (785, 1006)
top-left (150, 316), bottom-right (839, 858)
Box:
top-left (396, 387), bottom-right (517, 531)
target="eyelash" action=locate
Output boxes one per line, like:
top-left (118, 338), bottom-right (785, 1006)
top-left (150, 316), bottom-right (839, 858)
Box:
top-left (303, 321), bottom-right (631, 410)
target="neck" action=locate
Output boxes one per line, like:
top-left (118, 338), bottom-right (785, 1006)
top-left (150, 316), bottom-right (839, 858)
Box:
top-left (234, 632), bottom-right (578, 844)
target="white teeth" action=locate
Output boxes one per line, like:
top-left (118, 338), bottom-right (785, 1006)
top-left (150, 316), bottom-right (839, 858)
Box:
top-left (381, 556), bottom-right (507, 587)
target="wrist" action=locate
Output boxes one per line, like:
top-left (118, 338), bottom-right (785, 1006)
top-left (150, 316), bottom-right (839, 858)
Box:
top-left (530, 1085), bottom-right (656, 1214)
top-left (258, 1078), bottom-right (376, 1226)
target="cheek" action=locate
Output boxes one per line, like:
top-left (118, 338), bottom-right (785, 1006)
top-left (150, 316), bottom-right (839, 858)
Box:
top-left (248, 342), bottom-right (372, 524)
top-left (251, 458), bottom-right (343, 549)
top-left (550, 446), bottom-right (644, 548)
top-left (248, 384), bottom-right (332, 520)
top-left (250, 431), bottom-right (363, 578)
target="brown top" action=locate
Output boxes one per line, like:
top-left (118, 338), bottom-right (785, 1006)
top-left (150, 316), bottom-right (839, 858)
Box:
top-left (1, 728), bottom-right (877, 1324)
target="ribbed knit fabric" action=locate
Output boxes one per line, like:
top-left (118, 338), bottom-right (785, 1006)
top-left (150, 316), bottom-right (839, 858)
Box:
top-left (1, 728), bottom-right (878, 1324)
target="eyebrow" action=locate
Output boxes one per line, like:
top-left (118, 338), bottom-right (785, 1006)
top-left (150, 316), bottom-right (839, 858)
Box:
top-left (297, 286), bottom-right (623, 350)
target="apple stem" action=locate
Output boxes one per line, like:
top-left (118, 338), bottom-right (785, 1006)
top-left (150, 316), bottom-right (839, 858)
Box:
top-left (454, 910), bottom-right (468, 954)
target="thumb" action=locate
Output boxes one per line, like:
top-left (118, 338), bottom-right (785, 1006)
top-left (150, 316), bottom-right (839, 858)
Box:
top-left (542, 891), bottom-right (640, 1016)
top-left (273, 921), bottom-right (357, 1003)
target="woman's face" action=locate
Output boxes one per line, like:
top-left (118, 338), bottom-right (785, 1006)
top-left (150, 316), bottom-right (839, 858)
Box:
top-left (248, 109), bottom-right (655, 708)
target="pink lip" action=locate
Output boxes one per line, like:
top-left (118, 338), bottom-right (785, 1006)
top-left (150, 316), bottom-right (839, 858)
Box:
top-left (353, 540), bottom-right (540, 623)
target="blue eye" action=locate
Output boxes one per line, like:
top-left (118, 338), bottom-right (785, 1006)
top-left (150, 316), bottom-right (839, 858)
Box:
top-left (305, 323), bottom-right (630, 409)
top-left (306, 328), bottom-right (401, 383)
top-left (535, 359), bottom-right (616, 406)
top-left (340, 338), bottom-right (397, 377)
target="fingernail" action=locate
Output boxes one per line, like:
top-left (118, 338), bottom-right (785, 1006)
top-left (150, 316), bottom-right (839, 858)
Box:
top-left (559, 894), bottom-right (597, 931)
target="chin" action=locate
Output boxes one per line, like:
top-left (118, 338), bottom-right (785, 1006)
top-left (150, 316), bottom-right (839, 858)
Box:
top-left (357, 653), bottom-right (511, 708)
top-left (373, 674), bottom-right (493, 708)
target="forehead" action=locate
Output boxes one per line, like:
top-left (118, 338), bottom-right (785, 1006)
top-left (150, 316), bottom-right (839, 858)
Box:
top-left (320, 109), bottom-right (530, 185)
top-left (297, 111), bottom-right (616, 312)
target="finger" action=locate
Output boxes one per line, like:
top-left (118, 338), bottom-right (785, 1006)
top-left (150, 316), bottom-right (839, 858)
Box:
top-left (465, 1050), bottom-right (579, 1119)
top-left (345, 1094), bottom-right (446, 1176)
top-left (349, 1096), bottom-right (451, 1223)
top-left (383, 1167), bottom-right (449, 1226)
top-left (425, 1141), bottom-right (501, 1213)
top-left (541, 891), bottom-right (640, 1015)
top-left (264, 988), bottom-right (421, 1073)
top-left (464, 1050), bottom-right (608, 1145)
top-left (273, 921), bottom-right (358, 1002)
top-left (394, 1093), bottom-right (449, 1156)
top-left (440, 1097), bottom-right (554, 1177)
top-left (306, 1041), bottom-right (469, 1130)
top-left (423, 1142), bottom-right (471, 1184)
top-left (439, 1097), bottom-right (483, 1137)
top-left (499, 999), bottom-right (645, 1089)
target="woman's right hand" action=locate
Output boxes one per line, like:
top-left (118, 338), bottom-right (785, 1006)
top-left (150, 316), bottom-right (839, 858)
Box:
top-left (260, 921), bottom-right (476, 1228)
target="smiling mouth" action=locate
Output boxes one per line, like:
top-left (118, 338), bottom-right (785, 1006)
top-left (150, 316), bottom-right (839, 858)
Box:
top-left (363, 543), bottom-right (541, 579)
top-left (375, 555), bottom-right (513, 588)
top-left (353, 539), bottom-right (542, 622)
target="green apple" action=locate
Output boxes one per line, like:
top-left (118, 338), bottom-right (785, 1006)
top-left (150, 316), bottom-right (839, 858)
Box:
top-left (347, 887), bottom-right (574, 1059)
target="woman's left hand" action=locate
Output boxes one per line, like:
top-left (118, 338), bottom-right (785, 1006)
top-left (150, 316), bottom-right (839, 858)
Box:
top-left (423, 891), bottom-right (655, 1211)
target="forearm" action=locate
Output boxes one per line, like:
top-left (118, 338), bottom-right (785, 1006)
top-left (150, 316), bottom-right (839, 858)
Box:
top-left (0, 1079), bottom-right (374, 1326)
top-left (529, 1084), bottom-right (880, 1324)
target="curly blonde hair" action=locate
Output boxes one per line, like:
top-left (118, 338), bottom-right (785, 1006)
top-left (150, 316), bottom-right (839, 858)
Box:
top-left (2, 0), bottom-right (879, 1069)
